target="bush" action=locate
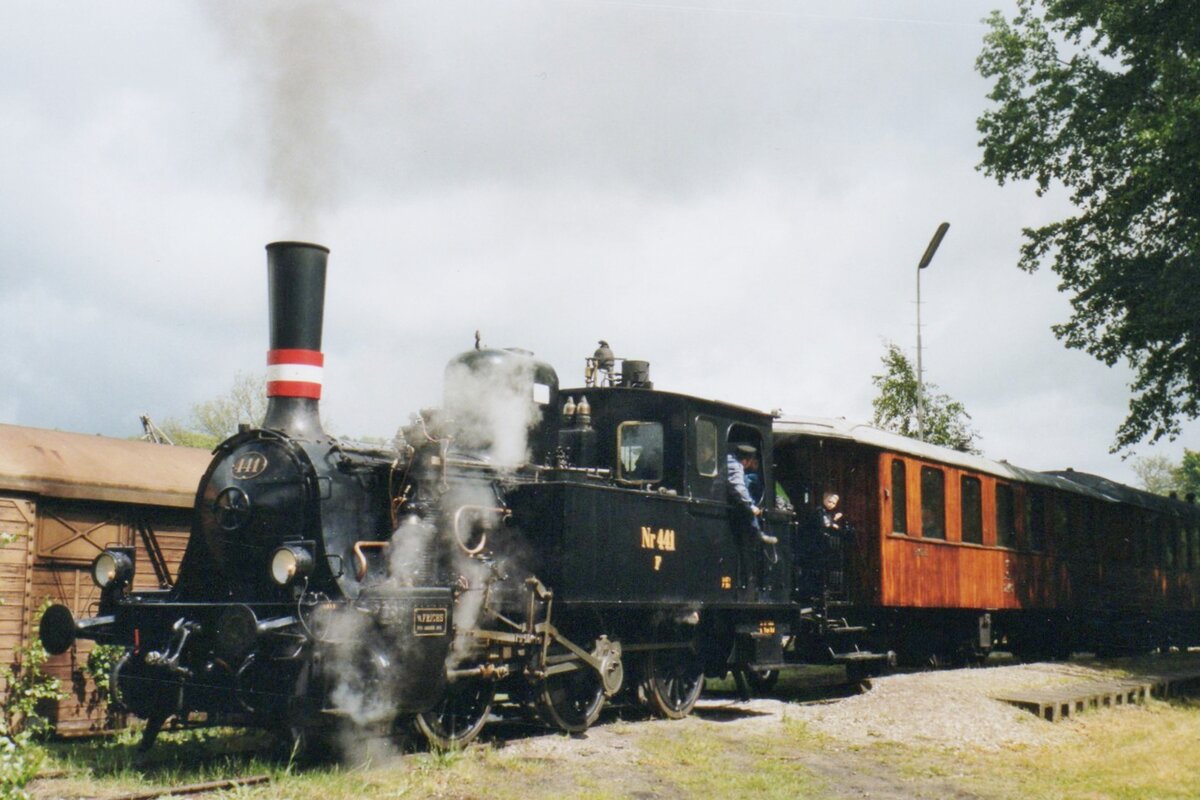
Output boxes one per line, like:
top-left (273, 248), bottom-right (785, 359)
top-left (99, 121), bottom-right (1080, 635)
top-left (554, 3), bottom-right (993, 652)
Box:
top-left (0, 736), bottom-right (43, 800)
top-left (1, 604), bottom-right (63, 742)
top-left (82, 643), bottom-right (125, 724)
top-left (0, 602), bottom-right (62, 799)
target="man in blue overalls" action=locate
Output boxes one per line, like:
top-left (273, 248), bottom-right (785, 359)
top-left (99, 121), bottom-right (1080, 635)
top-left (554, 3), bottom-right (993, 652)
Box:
top-left (726, 444), bottom-right (777, 545)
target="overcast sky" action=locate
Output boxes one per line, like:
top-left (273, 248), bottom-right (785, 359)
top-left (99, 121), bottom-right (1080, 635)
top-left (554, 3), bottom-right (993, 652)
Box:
top-left (1, 0), bottom-right (1194, 486)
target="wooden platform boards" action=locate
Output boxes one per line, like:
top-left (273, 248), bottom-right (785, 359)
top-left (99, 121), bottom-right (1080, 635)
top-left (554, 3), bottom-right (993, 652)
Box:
top-left (995, 666), bottom-right (1200, 721)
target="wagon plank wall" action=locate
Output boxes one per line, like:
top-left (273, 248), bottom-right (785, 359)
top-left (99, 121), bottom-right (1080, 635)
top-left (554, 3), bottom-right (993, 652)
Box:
top-left (0, 424), bottom-right (209, 735)
top-left (33, 504), bottom-right (193, 734)
top-left (0, 498), bottom-right (35, 695)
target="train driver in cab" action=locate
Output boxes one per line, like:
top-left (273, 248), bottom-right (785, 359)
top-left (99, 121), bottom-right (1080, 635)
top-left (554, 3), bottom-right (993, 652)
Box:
top-left (727, 444), bottom-right (777, 545)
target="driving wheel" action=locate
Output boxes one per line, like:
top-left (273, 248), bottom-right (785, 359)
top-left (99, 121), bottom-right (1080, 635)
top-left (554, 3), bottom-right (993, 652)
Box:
top-left (534, 649), bottom-right (605, 733)
top-left (414, 675), bottom-right (497, 749)
top-left (640, 636), bottom-right (704, 719)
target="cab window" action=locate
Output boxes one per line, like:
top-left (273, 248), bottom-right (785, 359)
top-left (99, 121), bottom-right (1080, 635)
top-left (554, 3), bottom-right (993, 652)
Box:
top-left (694, 417), bottom-right (718, 477)
top-left (617, 422), bottom-right (664, 485)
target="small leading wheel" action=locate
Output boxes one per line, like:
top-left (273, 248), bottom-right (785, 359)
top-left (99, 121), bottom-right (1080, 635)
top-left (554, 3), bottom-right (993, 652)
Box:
top-left (414, 677), bottom-right (497, 749)
top-left (745, 668), bottom-right (779, 695)
top-left (273, 722), bottom-right (332, 764)
top-left (640, 645), bottom-right (705, 719)
top-left (535, 662), bottom-right (605, 733)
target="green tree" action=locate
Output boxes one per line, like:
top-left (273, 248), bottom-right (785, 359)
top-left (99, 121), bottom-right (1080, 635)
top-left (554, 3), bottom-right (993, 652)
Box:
top-left (1131, 453), bottom-right (1178, 496)
top-left (976, 0), bottom-right (1200, 452)
top-left (871, 342), bottom-right (981, 454)
top-left (1175, 449), bottom-right (1200, 498)
top-left (160, 372), bottom-right (268, 449)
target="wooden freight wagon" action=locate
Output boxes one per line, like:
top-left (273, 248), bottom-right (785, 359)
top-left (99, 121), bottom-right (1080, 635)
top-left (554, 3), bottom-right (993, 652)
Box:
top-left (0, 424), bottom-right (209, 735)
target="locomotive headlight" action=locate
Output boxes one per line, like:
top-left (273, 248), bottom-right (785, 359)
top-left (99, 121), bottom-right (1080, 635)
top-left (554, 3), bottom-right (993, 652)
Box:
top-left (92, 550), bottom-right (134, 589)
top-left (270, 545), bottom-right (314, 586)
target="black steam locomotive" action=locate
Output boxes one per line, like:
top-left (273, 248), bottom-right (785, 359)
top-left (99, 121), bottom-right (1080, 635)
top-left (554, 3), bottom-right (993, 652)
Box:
top-left (40, 242), bottom-right (875, 752)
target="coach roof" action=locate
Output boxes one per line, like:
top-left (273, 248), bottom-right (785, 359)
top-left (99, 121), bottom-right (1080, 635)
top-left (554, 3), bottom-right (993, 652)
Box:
top-left (0, 423), bottom-right (209, 508)
top-left (773, 415), bottom-right (1111, 502)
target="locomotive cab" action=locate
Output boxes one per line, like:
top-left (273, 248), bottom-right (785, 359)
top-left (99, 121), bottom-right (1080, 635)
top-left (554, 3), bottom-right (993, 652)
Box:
top-left (510, 375), bottom-right (793, 609)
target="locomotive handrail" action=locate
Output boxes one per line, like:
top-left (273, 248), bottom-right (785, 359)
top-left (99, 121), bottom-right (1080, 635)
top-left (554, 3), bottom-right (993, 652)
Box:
top-left (352, 541), bottom-right (389, 581)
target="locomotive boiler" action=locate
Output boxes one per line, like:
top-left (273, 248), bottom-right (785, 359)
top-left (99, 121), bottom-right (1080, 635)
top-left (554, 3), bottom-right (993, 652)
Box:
top-left (41, 241), bottom-right (863, 753)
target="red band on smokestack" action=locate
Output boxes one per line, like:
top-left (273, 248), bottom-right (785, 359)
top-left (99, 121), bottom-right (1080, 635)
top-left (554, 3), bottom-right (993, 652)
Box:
top-left (268, 349), bottom-right (325, 367)
top-left (266, 348), bottom-right (324, 399)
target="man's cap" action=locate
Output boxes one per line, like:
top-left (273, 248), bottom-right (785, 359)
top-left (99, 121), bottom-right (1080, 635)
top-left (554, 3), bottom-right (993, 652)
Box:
top-left (735, 444), bottom-right (757, 457)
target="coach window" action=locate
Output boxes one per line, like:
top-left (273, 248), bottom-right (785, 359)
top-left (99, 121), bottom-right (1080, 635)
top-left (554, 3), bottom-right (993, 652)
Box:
top-left (961, 476), bottom-right (983, 545)
top-left (694, 417), bottom-right (719, 477)
top-left (920, 466), bottom-right (945, 540)
top-left (617, 422), bottom-right (664, 485)
top-left (1190, 525), bottom-right (1200, 572)
top-left (1177, 523), bottom-right (1189, 571)
top-left (1156, 517), bottom-right (1173, 569)
top-left (996, 484), bottom-right (1017, 549)
top-left (1027, 490), bottom-right (1046, 552)
top-left (1085, 502), bottom-right (1097, 557)
top-left (891, 459), bottom-right (908, 534)
top-left (1133, 513), bottom-right (1148, 566)
top-left (1076, 500), bottom-right (1089, 555)
top-left (1052, 497), bottom-right (1070, 554)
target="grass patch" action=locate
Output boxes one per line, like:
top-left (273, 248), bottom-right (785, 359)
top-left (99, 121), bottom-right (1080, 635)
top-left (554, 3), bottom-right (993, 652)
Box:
top-left (33, 684), bottom-right (1200, 800)
top-left (983, 698), bottom-right (1200, 800)
top-left (866, 697), bottom-right (1200, 800)
top-left (638, 723), bottom-right (825, 799)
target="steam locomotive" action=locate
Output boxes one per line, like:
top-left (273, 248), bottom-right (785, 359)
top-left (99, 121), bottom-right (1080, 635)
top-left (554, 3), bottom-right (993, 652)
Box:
top-left (39, 241), bottom-right (1200, 754)
top-left (40, 242), bottom-right (873, 753)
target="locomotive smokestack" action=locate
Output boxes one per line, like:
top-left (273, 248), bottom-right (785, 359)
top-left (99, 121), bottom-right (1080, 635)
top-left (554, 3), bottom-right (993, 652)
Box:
top-left (262, 241), bottom-right (329, 439)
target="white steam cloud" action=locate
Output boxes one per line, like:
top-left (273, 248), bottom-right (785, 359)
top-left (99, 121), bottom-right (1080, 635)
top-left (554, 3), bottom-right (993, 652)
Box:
top-left (442, 354), bottom-right (544, 467)
top-left (319, 352), bottom-right (545, 751)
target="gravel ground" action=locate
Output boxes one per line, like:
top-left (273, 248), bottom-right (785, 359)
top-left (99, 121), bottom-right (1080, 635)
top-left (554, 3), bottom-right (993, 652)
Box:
top-left (31, 656), bottom-right (1200, 800)
top-left (510, 655), bottom-right (1200, 761)
top-left (786, 663), bottom-right (1081, 750)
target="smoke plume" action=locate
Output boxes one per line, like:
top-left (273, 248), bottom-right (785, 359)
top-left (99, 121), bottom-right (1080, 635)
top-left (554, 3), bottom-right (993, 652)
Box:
top-left (202, 0), bottom-right (382, 234)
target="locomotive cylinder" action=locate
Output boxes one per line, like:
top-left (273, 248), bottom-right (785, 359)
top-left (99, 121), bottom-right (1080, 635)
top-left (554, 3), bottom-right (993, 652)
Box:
top-left (262, 241), bottom-right (329, 440)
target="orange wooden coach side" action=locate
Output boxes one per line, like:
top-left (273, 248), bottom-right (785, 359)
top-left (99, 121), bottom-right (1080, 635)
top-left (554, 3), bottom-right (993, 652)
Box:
top-left (774, 417), bottom-right (1200, 627)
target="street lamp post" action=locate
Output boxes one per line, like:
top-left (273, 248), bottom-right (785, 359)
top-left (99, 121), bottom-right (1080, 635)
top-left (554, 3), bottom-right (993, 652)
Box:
top-left (916, 222), bottom-right (950, 442)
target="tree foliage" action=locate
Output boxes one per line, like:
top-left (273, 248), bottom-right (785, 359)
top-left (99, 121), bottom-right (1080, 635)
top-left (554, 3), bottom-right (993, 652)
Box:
top-left (871, 342), bottom-right (981, 454)
top-left (1131, 453), bottom-right (1179, 495)
top-left (976, 0), bottom-right (1200, 452)
top-left (160, 372), bottom-right (268, 450)
top-left (1176, 449), bottom-right (1200, 498)
top-left (1130, 449), bottom-right (1200, 498)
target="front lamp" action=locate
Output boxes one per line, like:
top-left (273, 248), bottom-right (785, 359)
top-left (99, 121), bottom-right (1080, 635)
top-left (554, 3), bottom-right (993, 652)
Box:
top-left (270, 545), bottom-right (314, 586)
top-left (92, 550), bottom-right (135, 589)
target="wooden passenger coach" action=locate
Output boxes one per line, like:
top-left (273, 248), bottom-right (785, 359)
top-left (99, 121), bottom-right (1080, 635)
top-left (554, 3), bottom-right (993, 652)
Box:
top-left (0, 424), bottom-right (209, 734)
top-left (773, 417), bottom-right (1200, 662)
